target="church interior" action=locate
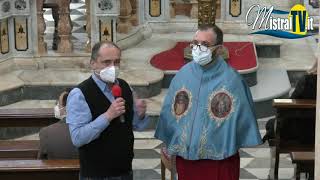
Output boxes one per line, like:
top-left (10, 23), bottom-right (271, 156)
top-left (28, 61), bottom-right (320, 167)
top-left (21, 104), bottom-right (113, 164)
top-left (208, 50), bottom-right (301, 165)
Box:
top-left (0, 0), bottom-right (319, 179)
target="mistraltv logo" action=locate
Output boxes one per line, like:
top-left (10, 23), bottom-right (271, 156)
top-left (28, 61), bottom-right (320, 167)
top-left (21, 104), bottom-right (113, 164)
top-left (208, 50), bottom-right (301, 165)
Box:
top-left (246, 4), bottom-right (314, 39)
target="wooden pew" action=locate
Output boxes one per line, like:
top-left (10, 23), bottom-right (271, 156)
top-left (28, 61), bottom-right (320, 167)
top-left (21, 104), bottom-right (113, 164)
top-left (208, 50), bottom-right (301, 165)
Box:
top-left (269, 99), bottom-right (316, 180)
top-left (0, 109), bottom-right (56, 159)
top-left (0, 159), bottom-right (79, 180)
top-left (290, 151), bottom-right (314, 180)
top-left (0, 108), bottom-right (58, 127)
top-left (0, 140), bottom-right (39, 159)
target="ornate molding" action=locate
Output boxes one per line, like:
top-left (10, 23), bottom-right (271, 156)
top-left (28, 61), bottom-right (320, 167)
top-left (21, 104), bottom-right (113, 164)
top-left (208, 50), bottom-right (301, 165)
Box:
top-left (14, 0), bottom-right (26, 10)
top-left (98, 0), bottom-right (113, 11)
top-left (229, 0), bottom-right (241, 17)
top-left (198, 0), bottom-right (217, 26)
top-left (2, 1), bottom-right (10, 13)
top-left (149, 0), bottom-right (161, 17)
top-left (0, 19), bottom-right (9, 54)
top-left (0, 0), bottom-right (30, 17)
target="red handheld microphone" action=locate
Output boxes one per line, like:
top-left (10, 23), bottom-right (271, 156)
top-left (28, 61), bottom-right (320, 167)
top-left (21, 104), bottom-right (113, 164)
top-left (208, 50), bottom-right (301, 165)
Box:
top-left (111, 84), bottom-right (125, 123)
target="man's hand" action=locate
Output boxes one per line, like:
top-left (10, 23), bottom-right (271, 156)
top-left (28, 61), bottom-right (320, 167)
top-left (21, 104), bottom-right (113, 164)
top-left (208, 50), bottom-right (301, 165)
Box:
top-left (105, 98), bottom-right (125, 122)
top-left (136, 99), bottom-right (147, 119)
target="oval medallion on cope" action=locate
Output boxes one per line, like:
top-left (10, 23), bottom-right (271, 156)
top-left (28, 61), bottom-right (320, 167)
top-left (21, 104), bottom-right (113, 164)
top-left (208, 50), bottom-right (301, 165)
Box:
top-left (172, 88), bottom-right (192, 121)
top-left (208, 89), bottom-right (234, 124)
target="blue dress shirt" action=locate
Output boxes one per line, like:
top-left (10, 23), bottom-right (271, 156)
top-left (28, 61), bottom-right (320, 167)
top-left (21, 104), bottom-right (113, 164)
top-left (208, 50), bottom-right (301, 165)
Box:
top-left (67, 74), bottom-right (149, 147)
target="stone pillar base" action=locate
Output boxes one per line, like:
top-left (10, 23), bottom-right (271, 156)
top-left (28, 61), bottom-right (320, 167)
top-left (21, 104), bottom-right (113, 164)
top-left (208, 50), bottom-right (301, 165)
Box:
top-left (57, 36), bottom-right (73, 53)
top-left (38, 40), bottom-right (48, 55)
top-left (131, 14), bottom-right (138, 26)
top-left (117, 15), bottom-right (131, 34)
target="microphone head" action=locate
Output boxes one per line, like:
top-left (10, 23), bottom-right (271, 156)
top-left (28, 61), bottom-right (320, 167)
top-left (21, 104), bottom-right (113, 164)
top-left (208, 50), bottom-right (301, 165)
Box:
top-left (112, 84), bottom-right (122, 97)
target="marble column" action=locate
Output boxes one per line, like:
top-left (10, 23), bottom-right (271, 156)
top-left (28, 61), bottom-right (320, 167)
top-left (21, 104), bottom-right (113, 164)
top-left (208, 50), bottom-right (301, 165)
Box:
top-left (190, 0), bottom-right (198, 19)
top-left (315, 47), bottom-right (320, 179)
top-left (117, 0), bottom-right (132, 34)
top-left (130, 0), bottom-right (138, 26)
top-left (36, 0), bottom-right (47, 55)
top-left (170, 0), bottom-right (176, 18)
top-left (85, 0), bottom-right (91, 52)
top-left (57, 0), bottom-right (73, 53)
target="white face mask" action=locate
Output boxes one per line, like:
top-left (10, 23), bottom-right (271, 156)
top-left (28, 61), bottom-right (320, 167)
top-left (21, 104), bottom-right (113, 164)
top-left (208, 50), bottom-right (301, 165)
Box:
top-left (54, 105), bottom-right (65, 120)
top-left (98, 66), bottom-right (120, 83)
top-left (192, 46), bottom-right (212, 66)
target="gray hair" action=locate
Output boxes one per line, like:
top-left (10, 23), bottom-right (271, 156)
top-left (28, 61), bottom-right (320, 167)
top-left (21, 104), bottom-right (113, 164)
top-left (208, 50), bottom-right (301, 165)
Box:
top-left (90, 41), bottom-right (121, 61)
top-left (195, 25), bottom-right (223, 45)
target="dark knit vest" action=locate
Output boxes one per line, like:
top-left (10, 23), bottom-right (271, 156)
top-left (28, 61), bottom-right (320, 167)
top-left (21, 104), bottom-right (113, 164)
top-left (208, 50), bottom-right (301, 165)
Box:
top-left (78, 77), bottom-right (134, 177)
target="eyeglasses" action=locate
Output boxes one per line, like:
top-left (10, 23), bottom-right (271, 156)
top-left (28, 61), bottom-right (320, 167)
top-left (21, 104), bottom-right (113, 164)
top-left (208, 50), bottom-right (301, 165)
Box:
top-left (190, 40), bottom-right (214, 52)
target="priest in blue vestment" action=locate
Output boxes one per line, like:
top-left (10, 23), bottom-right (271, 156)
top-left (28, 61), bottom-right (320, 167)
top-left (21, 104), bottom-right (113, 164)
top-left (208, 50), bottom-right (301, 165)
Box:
top-left (155, 25), bottom-right (262, 180)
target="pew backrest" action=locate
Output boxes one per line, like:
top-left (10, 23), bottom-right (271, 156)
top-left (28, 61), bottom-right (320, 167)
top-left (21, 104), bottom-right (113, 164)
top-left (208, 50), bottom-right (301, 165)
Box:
top-left (272, 99), bottom-right (316, 147)
top-left (0, 108), bottom-right (58, 127)
top-left (0, 159), bottom-right (79, 180)
top-left (0, 140), bottom-right (39, 159)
